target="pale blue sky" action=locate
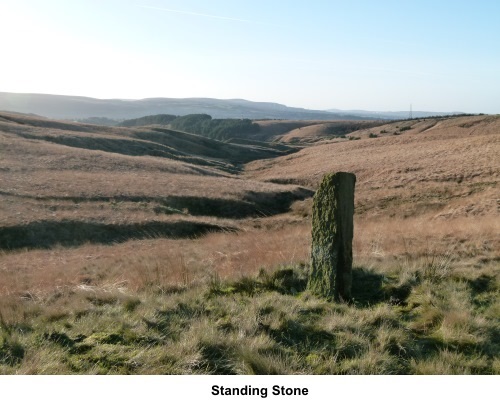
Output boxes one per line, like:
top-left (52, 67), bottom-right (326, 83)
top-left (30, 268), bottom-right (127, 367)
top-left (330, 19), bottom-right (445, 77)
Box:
top-left (1, 0), bottom-right (499, 113)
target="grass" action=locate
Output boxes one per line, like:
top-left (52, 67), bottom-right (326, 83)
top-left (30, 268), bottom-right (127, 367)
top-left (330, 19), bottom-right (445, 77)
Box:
top-left (0, 254), bottom-right (497, 375)
top-left (0, 217), bottom-right (497, 375)
top-left (246, 115), bottom-right (500, 221)
top-left (0, 112), bottom-right (498, 374)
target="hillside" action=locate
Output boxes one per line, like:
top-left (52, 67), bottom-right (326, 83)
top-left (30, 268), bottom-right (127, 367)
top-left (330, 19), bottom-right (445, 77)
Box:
top-left (0, 111), bottom-right (310, 250)
top-left (256, 120), bottom-right (386, 143)
top-left (245, 114), bottom-right (500, 220)
top-left (326, 108), bottom-right (466, 120)
top-left (118, 114), bottom-right (178, 127)
top-left (116, 114), bottom-right (384, 144)
top-left (0, 113), bottom-right (498, 375)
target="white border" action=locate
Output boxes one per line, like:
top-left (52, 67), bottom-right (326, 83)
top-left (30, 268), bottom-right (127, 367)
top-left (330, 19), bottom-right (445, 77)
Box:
top-left (1, 375), bottom-right (497, 405)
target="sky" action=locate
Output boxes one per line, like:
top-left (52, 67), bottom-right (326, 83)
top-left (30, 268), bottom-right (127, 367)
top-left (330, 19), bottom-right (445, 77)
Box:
top-left (1, 0), bottom-right (499, 113)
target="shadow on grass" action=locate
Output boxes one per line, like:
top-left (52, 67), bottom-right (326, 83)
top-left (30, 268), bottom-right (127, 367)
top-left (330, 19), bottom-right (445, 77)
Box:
top-left (350, 267), bottom-right (386, 307)
top-left (197, 343), bottom-right (237, 375)
top-left (0, 337), bottom-right (25, 366)
top-left (1, 188), bottom-right (313, 219)
top-left (12, 131), bottom-right (230, 170)
top-left (12, 128), bottom-right (297, 172)
top-left (0, 220), bottom-right (237, 250)
top-left (267, 319), bottom-right (336, 352)
top-left (208, 268), bottom-right (309, 298)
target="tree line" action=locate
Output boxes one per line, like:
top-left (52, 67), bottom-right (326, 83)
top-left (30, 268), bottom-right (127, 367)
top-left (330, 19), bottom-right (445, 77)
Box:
top-left (169, 114), bottom-right (260, 141)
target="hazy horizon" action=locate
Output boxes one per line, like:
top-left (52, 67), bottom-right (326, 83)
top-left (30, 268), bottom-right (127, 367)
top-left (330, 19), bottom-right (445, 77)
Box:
top-left (1, 1), bottom-right (499, 114)
top-left (0, 90), bottom-right (473, 115)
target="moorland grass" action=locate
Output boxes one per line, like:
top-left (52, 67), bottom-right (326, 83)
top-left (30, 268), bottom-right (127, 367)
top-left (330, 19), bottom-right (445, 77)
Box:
top-left (0, 254), bottom-right (497, 375)
top-left (1, 113), bottom-right (498, 375)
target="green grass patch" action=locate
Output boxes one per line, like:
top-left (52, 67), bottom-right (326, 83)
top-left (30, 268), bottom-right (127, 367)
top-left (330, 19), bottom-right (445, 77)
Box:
top-left (0, 260), bottom-right (497, 374)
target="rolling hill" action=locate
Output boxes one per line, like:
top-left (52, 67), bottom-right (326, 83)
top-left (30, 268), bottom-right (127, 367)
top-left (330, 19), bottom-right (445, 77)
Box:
top-left (0, 111), bottom-right (498, 375)
top-left (326, 108), bottom-right (467, 119)
top-left (0, 92), bottom-right (375, 121)
top-left (0, 111), bottom-right (311, 249)
top-left (2, 111), bottom-right (497, 249)
top-left (245, 114), bottom-right (500, 220)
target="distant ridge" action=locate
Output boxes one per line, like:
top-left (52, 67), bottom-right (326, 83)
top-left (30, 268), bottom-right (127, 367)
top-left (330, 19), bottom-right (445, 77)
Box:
top-left (326, 108), bottom-right (466, 120)
top-left (0, 92), bottom-right (373, 121)
top-left (0, 92), bottom-right (467, 121)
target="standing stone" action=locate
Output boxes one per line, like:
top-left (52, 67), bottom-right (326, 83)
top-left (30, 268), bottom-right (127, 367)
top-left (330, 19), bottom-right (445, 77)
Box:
top-left (308, 172), bottom-right (356, 301)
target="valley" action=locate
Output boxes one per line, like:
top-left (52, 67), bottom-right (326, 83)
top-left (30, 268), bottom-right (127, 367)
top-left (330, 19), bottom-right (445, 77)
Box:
top-left (0, 111), bottom-right (498, 374)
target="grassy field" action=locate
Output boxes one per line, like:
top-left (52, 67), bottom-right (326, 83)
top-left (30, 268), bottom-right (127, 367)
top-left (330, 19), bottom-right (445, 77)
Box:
top-left (0, 113), bottom-right (498, 374)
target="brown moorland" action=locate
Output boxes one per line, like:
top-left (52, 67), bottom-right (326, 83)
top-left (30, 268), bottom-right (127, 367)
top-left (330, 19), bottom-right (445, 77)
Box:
top-left (253, 119), bottom-right (383, 143)
top-left (246, 115), bottom-right (500, 220)
top-left (0, 112), bottom-right (311, 248)
top-left (0, 112), bottom-right (498, 374)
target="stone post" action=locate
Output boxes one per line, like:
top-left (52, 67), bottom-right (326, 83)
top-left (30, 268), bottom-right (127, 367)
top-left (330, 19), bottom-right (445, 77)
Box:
top-left (308, 172), bottom-right (356, 301)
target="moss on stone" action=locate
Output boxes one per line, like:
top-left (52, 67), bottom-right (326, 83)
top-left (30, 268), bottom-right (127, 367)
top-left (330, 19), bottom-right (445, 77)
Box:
top-left (308, 172), bottom-right (356, 300)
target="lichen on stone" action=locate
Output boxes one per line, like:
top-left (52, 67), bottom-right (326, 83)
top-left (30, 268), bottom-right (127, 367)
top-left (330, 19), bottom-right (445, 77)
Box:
top-left (308, 172), bottom-right (356, 301)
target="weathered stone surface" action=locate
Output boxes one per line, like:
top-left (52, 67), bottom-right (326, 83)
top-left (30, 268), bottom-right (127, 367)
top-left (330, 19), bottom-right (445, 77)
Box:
top-left (308, 172), bottom-right (356, 301)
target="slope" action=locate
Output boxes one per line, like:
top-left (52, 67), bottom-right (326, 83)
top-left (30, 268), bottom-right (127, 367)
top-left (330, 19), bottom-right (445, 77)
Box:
top-left (251, 120), bottom-right (382, 143)
top-left (245, 115), bottom-right (500, 220)
top-left (0, 112), bottom-right (312, 250)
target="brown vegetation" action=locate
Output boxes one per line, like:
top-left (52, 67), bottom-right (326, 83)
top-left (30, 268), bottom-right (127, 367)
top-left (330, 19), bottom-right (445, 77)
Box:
top-left (253, 119), bottom-right (383, 143)
top-left (0, 112), bottom-right (311, 249)
top-left (246, 115), bottom-right (500, 221)
top-left (0, 112), bottom-right (498, 374)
